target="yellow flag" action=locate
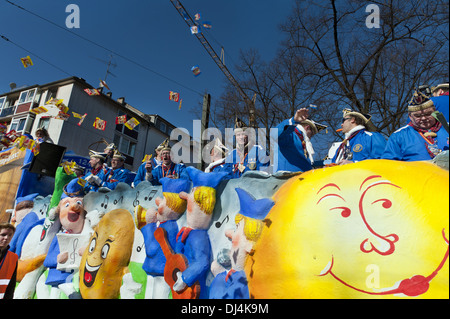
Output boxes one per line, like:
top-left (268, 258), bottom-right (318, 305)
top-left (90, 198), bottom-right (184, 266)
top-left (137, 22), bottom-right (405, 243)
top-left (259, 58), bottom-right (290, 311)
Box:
top-left (124, 117), bottom-right (140, 130)
top-left (30, 106), bottom-right (48, 115)
top-left (72, 112), bottom-right (83, 119)
top-left (93, 117), bottom-right (107, 131)
top-left (142, 154), bottom-right (153, 162)
top-left (77, 177), bottom-right (87, 187)
top-left (46, 98), bottom-right (64, 106)
top-left (20, 56), bottom-right (33, 68)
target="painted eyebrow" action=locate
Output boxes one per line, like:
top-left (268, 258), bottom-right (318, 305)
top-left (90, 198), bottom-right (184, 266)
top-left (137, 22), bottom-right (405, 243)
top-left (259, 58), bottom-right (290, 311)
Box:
top-left (106, 236), bottom-right (115, 243)
top-left (359, 175), bottom-right (382, 191)
top-left (317, 183), bottom-right (341, 194)
top-left (316, 193), bottom-right (346, 204)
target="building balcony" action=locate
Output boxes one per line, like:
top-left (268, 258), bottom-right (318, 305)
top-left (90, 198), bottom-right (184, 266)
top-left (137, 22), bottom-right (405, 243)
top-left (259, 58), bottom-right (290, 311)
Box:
top-left (15, 102), bottom-right (37, 114)
top-left (0, 107), bottom-right (15, 118)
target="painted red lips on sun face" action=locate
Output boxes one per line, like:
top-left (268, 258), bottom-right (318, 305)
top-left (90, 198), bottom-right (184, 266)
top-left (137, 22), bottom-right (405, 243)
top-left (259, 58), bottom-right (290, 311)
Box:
top-left (316, 174), bottom-right (449, 296)
top-left (320, 229), bottom-right (448, 296)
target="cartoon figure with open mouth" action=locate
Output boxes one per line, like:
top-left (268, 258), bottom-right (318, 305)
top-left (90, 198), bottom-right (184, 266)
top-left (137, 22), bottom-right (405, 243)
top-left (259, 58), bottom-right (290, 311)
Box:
top-left (79, 209), bottom-right (134, 299)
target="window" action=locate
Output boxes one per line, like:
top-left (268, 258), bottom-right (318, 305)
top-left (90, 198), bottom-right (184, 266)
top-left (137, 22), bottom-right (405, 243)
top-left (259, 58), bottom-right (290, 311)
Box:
top-left (114, 133), bottom-right (137, 166)
top-left (18, 89), bottom-right (37, 104)
top-left (45, 88), bottom-right (58, 104)
top-left (10, 118), bottom-right (26, 133)
top-left (117, 137), bottom-right (136, 157)
top-left (114, 111), bottom-right (139, 165)
top-left (9, 122), bottom-right (17, 132)
top-left (124, 125), bottom-right (138, 140)
top-left (159, 122), bottom-right (166, 133)
top-left (119, 138), bottom-right (130, 155)
top-left (115, 111), bottom-right (139, 140)
top-left (24, 116), bottom-right (35, 133)
top-left (0, 97), bottom-right (14, 117)
top-left (17, 118), bottom-right (26, 131)
top-left (38, 117), bottom-right (50, 131)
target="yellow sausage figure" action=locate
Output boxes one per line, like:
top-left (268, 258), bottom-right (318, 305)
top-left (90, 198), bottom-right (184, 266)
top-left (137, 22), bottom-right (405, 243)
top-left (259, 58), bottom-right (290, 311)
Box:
top-left (79, 209), bottom-right (135, 299)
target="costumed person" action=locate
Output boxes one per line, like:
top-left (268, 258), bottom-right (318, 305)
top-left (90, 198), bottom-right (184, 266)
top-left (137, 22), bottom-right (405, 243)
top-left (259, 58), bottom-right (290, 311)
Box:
top-left (274, 107), bottom-right (327, 172)
top-left (8, 194), bottom-right (48, 288)
top-left (204, 137), bottom-right (229, 173)
top-left (42, 178), bottom-right (87, 299)
top-left (151, 143), bottom-right (189, 185)
top-left (173, 167), bottom-right (228, 299)
top-left (83, 150), bottom-right (108, 193)
top-left (331, 108), bottom-right (386, 165)
top-left (222, 118), bottom-right (269, 179)
top-left (382, 89), bottom-right (449, 161)
top-left (133, 155), bottom-right (155, 187)
top-left (9, 194), bottom-right (43, 260)
top-left (103, 143), bottom-right (116, 168)
top-left (152, 139), bottom-right (167, 168)
top-left (10, 193), bottom-right (39, 226)
top-left (35, 127), bottom-right (53, 144)
top-left (209, 188), bottom-right (274, 299)
top-left (431, 82), bottom-right (449, 122)
top-left (0, 223), bottom-right (18, 299)
top-left (94, 150), bottom-right (133, 190)
top-left (138, 177), bottom-right (190, 299)
top-left (72, 162), bottom-right (85, 178)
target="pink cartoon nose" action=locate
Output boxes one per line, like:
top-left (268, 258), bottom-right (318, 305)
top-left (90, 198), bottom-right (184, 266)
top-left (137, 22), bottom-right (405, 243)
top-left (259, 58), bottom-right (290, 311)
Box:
top-left (360, 233), bottom-right (398, 256)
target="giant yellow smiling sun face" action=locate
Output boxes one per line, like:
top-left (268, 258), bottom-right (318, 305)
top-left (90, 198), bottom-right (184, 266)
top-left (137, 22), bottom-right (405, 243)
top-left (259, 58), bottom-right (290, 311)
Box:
top-left (246, 160), bottom-right (449, 298)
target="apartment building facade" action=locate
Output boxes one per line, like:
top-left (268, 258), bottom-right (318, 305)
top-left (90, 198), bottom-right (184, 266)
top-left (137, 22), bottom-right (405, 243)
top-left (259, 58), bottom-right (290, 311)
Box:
top-left (0, 76), bottom-right (185, 171)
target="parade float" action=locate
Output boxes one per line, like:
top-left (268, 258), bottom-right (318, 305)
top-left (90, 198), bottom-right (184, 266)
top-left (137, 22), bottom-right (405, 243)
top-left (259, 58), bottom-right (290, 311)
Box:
top-left (5, 152), bottom-right (449, 299)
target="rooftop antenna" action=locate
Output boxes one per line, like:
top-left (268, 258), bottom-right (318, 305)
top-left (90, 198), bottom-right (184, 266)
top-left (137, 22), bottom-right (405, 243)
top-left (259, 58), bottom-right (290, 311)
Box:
top-left (90, 54), bottom-right (117, 82)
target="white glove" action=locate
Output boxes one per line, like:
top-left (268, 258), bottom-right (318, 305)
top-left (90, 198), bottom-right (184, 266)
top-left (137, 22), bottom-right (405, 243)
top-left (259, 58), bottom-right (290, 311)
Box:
top-left (86, 175), bottom-right (102, 186)
top-left (120, 272), bottom-right (142, 299)
top-left (173, 271), bottom-right (187, 292)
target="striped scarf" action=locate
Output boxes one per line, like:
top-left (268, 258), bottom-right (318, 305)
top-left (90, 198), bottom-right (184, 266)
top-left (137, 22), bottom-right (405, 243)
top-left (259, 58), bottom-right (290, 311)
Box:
top-left (334, 129), bottom-right (362, 162)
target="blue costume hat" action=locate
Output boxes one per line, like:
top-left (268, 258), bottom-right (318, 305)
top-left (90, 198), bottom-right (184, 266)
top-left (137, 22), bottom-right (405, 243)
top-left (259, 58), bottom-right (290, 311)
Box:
top-left (160, 177), bottom-right (191, 194)
top-left (16, 193), bottom-right (39, 205)
top-left (61, 178), bottom-right (85, 199)
top-left (187, 166), bottom-right (228, 189)
top-left (235, 188), bottom-right (275, 220)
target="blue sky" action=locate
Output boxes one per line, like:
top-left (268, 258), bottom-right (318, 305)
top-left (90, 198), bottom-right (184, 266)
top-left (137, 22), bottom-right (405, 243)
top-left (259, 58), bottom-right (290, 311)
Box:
top-left (0, 0), bottom-right (294, 131)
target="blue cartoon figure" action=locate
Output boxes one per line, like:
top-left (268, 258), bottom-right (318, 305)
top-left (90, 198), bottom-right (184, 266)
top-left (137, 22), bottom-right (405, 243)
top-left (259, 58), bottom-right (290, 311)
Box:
top-left (138, 177), bottom-right (190, 299)
top-left (209, 188), bottom-right (274, 299)
top-left (167, 167), bottom-right (228, 299)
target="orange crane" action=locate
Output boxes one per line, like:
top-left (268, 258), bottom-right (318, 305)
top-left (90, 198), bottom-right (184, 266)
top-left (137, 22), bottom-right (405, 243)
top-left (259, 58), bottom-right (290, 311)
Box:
top-left (169, 0), bottom-right (256, 127)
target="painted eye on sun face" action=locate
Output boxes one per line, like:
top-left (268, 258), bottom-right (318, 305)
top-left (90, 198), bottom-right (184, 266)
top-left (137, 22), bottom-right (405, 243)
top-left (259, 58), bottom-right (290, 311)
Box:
top-left (371, 198), bottom-right (392, 209)
top-left (330, 206), bottom-right (351, 218)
